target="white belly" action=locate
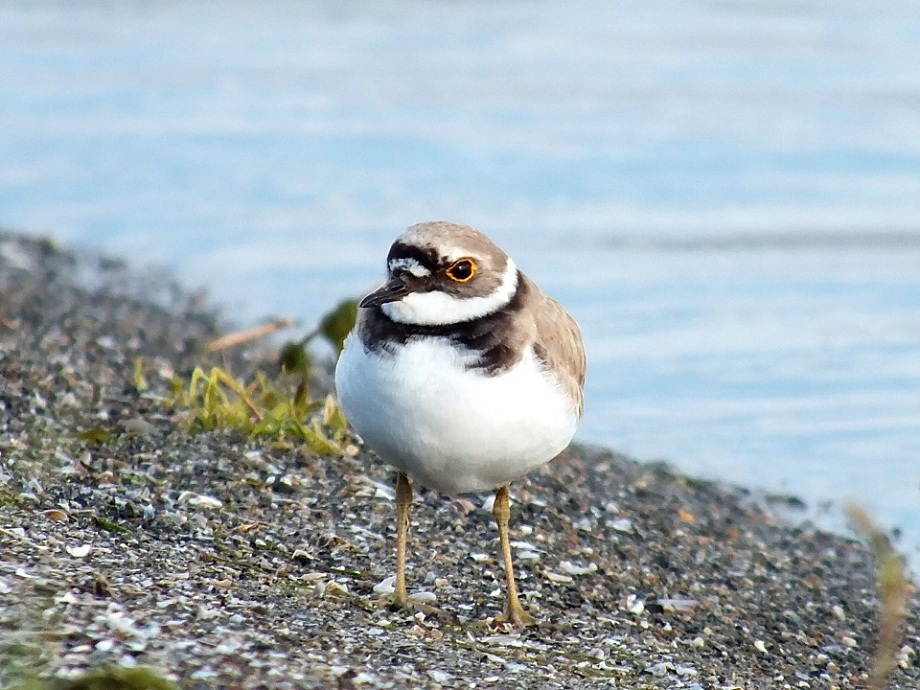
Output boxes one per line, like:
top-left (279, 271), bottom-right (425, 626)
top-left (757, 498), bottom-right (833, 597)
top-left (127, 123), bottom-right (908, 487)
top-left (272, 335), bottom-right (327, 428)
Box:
top-left (335, 335), bottom-right (578, 495)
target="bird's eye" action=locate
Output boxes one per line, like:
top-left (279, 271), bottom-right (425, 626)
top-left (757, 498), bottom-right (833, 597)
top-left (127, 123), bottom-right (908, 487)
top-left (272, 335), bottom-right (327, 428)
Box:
top-left (445, 258), bottom-right (476, 283)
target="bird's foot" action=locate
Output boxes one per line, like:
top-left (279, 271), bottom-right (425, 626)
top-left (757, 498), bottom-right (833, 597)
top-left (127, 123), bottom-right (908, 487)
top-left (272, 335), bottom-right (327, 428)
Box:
top-left (378, 591), bottom-right (451, 621)
top-left (490, 602), bottom-right (538, 629)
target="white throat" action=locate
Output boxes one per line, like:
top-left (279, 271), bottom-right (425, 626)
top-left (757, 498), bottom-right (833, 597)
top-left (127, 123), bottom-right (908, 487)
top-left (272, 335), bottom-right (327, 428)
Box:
top-left (382, 259), bottom-right (518, 326)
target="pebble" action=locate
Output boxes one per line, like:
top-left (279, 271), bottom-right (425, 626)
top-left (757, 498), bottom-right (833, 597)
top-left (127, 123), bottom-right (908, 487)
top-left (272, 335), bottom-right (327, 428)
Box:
top-left (65, 544), bottom-right (92, 558)
top-left (373, 575), bottom-right (396, 595)
top-left (559, 560), bottom-right (597, 576)
top-left (543, 571), bottom-right (574, 584)
top-left (408, 591), bottom-right (437, 604)
top-left (610, 517), bottom-right (635, 533)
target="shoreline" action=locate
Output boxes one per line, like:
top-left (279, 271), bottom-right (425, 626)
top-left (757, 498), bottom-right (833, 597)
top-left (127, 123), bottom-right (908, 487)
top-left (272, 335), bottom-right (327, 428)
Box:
top-left (1, 230), bottom-right (917, 689)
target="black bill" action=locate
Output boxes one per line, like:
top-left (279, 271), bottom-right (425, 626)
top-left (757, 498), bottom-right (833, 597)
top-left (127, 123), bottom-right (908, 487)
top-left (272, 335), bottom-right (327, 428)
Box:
top-left (359, 276), bottom-right (412, 308)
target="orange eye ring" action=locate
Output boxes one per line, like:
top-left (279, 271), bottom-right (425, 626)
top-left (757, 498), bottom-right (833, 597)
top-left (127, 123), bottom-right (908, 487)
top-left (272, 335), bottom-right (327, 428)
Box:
top-left (445, 258), bottom-right (477, 283)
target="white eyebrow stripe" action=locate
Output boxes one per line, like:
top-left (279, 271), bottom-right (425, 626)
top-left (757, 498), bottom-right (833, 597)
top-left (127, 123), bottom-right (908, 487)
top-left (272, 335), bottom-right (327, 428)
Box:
top-left (388, 257), bottom-right (430, 278)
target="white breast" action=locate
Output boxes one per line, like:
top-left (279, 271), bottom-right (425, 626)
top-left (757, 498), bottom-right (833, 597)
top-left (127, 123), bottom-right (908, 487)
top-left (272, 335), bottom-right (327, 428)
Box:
top-left (335, 335), bottom-right (578, 495)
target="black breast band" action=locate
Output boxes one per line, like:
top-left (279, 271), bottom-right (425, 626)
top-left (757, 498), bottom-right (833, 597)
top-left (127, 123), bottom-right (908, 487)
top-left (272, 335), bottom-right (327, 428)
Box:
top-left (361, 271), bottom-right (528, 375)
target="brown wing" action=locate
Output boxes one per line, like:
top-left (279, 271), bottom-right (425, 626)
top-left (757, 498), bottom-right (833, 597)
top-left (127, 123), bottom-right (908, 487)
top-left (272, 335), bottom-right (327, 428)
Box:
top-left (524, 274), bottom-right (586, 416)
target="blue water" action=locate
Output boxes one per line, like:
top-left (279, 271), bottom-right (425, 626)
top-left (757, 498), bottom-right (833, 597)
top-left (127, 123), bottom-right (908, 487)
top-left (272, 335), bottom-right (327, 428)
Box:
top-left (2, 1), bottom-right (919, 568)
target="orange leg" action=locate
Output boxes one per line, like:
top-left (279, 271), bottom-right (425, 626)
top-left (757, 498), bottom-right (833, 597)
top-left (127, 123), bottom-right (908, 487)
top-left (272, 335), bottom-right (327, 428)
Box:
top-left (492, 485), bottom-right (537, 626)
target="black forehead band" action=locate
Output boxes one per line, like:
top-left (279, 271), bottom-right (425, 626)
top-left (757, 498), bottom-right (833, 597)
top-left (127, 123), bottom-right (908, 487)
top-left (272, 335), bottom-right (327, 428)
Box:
top-left (387, 242), bottom-right (442, 270)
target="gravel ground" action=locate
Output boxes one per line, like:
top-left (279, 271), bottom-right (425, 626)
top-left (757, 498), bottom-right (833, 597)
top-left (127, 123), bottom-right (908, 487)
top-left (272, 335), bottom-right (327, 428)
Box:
top-left (1, 229), bottom-right (918, 689)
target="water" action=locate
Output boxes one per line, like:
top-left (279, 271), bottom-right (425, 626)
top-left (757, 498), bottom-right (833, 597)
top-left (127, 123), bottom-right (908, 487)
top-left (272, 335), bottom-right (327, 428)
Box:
top-left (2, 1), bottom-right (919, 568)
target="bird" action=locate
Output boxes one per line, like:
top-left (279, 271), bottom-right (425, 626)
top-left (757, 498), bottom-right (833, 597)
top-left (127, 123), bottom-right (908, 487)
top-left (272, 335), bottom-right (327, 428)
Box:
top-left (334, 220), bottom-right (585, 627)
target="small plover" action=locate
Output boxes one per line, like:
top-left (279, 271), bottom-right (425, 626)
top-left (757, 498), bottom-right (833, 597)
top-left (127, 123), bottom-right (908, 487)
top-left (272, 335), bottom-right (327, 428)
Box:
top-left (335, 221), bottom-right (585, 626)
